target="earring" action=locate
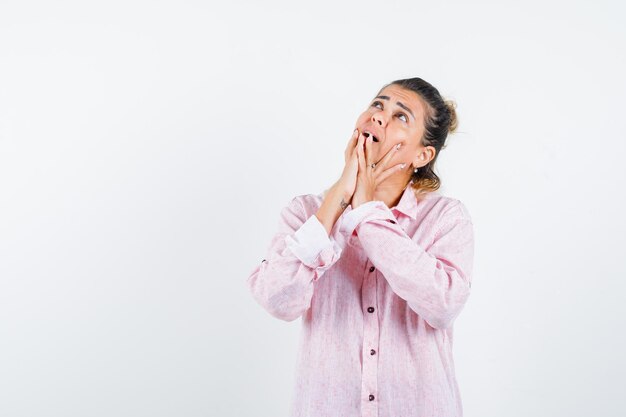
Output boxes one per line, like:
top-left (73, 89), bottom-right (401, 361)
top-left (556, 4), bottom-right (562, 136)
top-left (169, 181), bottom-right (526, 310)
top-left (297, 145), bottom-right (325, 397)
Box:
top-left (414, 167), bottom-right (419, 173)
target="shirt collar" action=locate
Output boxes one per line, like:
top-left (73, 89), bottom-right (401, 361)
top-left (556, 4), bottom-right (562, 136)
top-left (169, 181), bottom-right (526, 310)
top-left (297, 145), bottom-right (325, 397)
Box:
top-left (389, 181), bottom-right (419, 220)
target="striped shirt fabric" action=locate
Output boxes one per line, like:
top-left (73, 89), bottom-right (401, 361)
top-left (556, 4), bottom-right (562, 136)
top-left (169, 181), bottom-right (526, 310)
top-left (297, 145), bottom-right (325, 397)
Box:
top-left (246, 181), bottom-right (475, 417)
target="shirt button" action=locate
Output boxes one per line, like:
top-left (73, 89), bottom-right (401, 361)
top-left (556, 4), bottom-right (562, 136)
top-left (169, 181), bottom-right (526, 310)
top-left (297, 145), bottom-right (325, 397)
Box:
top-left (367, 307), bottom-right (375, 313)
top-left (369, 394), bottom-right (375, 401)
top-left (369, 266), bottom-right (375, 272)
top-left (370, 349), bottom-right (376, 355)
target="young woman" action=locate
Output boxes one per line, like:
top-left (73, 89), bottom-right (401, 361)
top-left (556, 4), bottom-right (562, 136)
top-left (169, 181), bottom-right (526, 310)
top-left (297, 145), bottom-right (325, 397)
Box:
top-left (246, 77), bottom-right (475, 417)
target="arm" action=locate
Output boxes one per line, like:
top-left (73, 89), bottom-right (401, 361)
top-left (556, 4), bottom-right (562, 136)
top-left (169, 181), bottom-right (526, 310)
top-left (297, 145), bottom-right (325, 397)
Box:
top-left (315, 184), bottom-right (351, 237)
top-left (340, 200), bottom-right (474, 330)
top-left (246, 195), bottom-right (344, 322)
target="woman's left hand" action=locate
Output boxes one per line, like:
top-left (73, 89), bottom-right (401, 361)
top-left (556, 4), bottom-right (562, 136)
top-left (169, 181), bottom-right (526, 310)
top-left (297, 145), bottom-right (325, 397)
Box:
top-left (351, 133), bottom-right (406, 209)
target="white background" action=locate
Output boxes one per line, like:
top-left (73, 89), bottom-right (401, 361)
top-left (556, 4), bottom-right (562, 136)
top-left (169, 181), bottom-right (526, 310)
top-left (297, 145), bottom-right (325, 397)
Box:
top-left (1, 0), bottom-right (625, 416)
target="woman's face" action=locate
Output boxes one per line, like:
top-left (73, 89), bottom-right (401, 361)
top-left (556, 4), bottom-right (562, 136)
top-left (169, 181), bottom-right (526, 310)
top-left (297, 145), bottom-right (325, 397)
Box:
top-left (354, 85), bottom-right (433, 178)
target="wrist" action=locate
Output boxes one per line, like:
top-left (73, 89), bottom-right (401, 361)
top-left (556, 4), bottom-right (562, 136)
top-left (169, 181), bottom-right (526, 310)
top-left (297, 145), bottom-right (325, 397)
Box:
top-left (332, 180), bottom-right (353, 203)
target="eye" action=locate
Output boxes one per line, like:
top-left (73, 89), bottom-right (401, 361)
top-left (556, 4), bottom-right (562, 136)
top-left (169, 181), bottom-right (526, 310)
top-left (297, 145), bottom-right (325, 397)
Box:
top-left (371, 101), bottom-right (408, 123)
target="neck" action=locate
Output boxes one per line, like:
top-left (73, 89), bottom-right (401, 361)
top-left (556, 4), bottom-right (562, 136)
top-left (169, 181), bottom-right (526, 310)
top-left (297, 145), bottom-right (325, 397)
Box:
top-left (373, 179), bottom-right (410, 209)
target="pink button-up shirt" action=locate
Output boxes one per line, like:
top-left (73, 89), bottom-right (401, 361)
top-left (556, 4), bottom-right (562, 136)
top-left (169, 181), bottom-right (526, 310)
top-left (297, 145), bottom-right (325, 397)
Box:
top-left (246, 181), bottom-right (475, 417)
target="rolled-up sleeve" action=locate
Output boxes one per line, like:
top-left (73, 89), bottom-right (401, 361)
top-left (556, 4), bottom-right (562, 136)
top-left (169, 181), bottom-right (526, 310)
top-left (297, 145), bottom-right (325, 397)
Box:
top-left (341, 199), bottom-right (474, 330)
top-left (285, 213), bottom-right (342, 268)
top-left (246, 196), bottom-right (343, 322)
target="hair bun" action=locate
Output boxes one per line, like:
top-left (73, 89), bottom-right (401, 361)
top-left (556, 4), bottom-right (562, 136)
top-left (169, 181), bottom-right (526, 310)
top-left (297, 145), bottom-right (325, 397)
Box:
top-left (444, 99), bottom-right (458, 134)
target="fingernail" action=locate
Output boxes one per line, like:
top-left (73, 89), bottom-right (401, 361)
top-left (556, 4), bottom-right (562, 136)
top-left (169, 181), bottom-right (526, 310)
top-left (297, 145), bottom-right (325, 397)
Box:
top-left (396, 143), bottom-right (401, 150)
top-left (400, 163), bottom-right (406, 169)
top-left (354, 129), bottom-right (358, 136)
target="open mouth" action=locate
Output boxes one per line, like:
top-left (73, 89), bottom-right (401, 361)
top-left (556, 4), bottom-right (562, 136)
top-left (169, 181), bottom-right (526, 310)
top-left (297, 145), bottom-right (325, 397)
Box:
top-left (363, 132), bottom-right (379, 142)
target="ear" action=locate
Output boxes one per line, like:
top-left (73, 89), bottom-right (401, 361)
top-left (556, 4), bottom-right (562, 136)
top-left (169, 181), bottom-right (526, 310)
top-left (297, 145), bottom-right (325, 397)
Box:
top-left (413, 146), bottom-right (437, 168)
top-left (412, 152), bottom-right (424, 169)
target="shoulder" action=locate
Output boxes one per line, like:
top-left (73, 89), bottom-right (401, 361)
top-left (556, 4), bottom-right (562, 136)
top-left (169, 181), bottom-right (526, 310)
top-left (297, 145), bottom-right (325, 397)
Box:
top-left (444, 196), bottom-right (473, 224)
top-left (425, 191), bottom-right (473, 225)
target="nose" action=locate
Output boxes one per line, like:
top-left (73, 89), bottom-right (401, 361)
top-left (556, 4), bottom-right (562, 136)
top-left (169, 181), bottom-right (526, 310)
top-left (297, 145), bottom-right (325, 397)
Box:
top-left (371, 111), bottom-right (386, 127)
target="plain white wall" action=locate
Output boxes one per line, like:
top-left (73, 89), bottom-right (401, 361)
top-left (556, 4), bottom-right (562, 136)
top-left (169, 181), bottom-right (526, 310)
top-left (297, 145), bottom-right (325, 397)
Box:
top-left (1, 0), bottom-right (625, 416)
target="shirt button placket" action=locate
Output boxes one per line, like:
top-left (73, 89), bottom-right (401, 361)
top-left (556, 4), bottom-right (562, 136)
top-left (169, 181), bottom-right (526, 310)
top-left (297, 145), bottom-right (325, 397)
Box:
top-left (361, 261), bottom-right (379, 417)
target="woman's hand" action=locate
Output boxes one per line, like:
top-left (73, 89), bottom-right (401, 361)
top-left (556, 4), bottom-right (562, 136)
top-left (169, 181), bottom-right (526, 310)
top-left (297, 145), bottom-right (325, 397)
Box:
top-left (316, 129), bottom-right (363, 235)
top-left (351, 133), bottom-right (406, 209)
top-left (333, 128), bottom-right (363, 204)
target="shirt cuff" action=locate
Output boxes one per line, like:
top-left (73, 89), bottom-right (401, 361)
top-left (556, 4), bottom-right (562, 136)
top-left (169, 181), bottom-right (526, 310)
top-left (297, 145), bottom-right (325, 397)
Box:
top-left (339, 200), bottom-right (396, 237)
top-left (285, 214), bottom-right (342, 268)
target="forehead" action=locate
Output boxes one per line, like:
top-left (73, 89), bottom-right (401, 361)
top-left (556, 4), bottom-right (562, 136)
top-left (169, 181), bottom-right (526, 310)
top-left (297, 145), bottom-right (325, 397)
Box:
top-left (377, 85), bottom-right (427, 119)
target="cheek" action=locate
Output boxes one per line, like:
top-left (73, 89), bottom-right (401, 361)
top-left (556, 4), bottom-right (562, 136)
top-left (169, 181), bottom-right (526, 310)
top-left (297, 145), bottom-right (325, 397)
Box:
top-left (394, 139), bottom-right (417, 158)
top-left (392, 147), bottom-right (407, 163)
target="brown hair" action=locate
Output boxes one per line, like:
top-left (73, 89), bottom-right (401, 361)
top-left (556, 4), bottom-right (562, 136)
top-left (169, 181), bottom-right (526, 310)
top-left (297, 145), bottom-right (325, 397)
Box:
top-left (378, 77), bottom-right (459, 195)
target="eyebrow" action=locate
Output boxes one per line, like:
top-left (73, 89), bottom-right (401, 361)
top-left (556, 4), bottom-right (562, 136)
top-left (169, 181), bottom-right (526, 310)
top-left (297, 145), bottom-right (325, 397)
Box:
top-left (374, 95), bottom-right (415, 120)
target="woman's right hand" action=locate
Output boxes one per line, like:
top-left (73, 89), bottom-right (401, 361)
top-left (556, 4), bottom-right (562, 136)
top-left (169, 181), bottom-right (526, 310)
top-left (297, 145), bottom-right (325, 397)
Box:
top-left (334, 128), bottom-right (363, 203)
